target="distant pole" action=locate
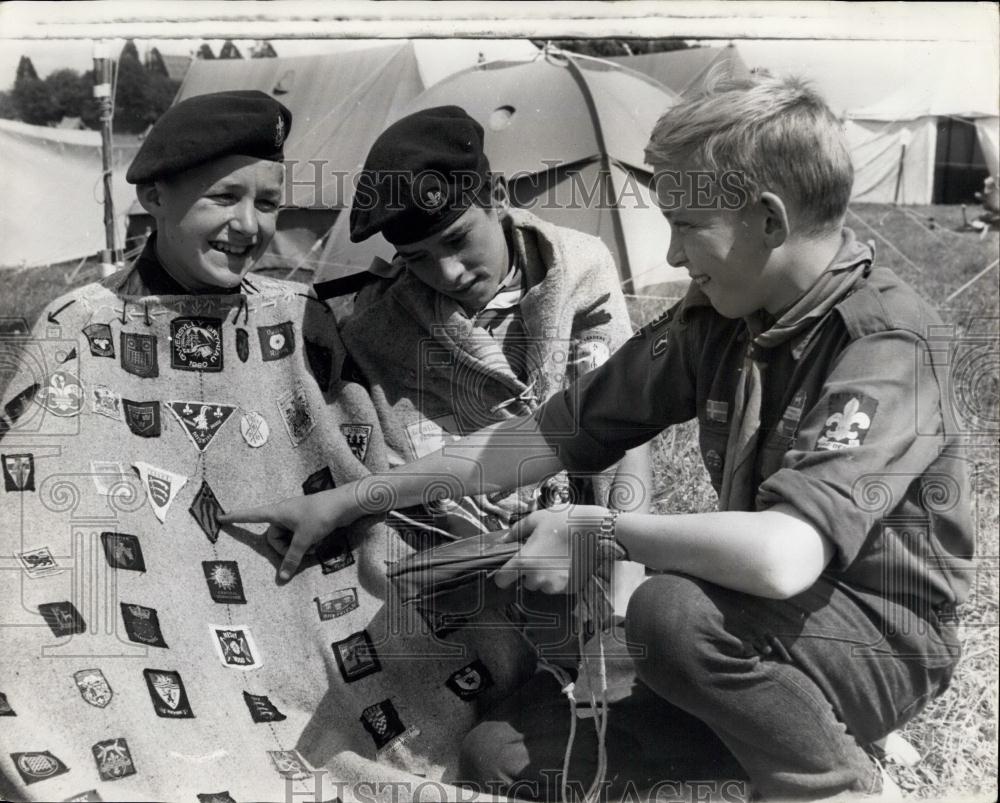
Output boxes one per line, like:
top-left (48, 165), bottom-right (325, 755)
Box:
top-left (892, 128), bottom-right (913, 206)
top-left (93, 41), bottom-right (120, 277)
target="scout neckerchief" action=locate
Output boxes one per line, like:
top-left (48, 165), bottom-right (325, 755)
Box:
top-left (718, 230), bottom-right (874, 511)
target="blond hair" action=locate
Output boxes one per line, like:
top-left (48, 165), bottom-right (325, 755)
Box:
top-left (645, 74), bottom-right (853, 235)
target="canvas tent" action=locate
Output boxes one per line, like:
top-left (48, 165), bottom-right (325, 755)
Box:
top-left (0, 119), bottom-right (141, 268)
top-left (844, 65), bottom-right (999, 205)
top-left (316, 49), bottom-right (690, 292)
top-left (609, 44), bottom-right (750, 96)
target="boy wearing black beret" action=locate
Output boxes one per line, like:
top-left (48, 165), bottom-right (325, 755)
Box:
top-left (336, 105), bottom-right (650, 616)
top-left (123, 89), bottom-right (291, 295)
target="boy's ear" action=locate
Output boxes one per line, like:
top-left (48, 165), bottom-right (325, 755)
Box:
top-left (135, 182), bottom-right (163, 217)
top-left (758, 192), bottom-right (789, 249)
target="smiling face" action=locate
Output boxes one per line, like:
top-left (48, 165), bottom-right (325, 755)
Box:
top-left (391, 204), bottom-right (510, 315)
top-left (139, 155), bottom-right (284, 291)
top-left (657, 167), bottom-right (779, 319)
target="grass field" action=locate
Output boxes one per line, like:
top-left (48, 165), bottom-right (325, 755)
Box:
top-left (1, 203), bottom-right (997, 801)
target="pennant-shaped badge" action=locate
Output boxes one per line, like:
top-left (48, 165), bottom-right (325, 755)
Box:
top-left (167, 401), bottom-right (236, 452)
top-left (133, 461), bottom-right (187, 523)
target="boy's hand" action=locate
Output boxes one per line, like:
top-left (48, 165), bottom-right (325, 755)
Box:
top-left (494, 505), bottom-right (610, 595)
top-left (219, 490), bottom-right (343, 581)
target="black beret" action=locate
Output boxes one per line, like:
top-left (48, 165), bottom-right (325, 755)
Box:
top-left (126, 90), bottom-right (292, 184)
top-left (349, 105), bottom-right (492, 245)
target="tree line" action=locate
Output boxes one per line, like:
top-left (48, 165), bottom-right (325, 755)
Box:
top-left (0, 39), bottom-right (277, 133)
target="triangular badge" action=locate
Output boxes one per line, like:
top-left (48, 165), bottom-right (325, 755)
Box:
top-left (167, 401), bottom-right (237, 452)
top-left (133, 461), bottom-right (187, 523)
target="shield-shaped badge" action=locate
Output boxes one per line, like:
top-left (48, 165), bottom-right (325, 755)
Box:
top-left (446, 659), bottom-right (494, 700)
top-left (122, 399), bottom-right (161, 438)
top-left (120, 332), bottom-right (158, 378)
top-left (3, 453), bottom-right (35, 492)
top-left (143, 668), bottom-right (194, 718)
top-left (91, 738), bottom-right (136, 781)
top-left (340, 424), bottom-right (372, 463)
top-left (83, 323), bottom-right (115, 358)
top-left (73, 669), bottom-right (113, 708)
top-left (120, 603), bottom-right (168, 648)
top-left (360, 699), bottom-right (407, 750)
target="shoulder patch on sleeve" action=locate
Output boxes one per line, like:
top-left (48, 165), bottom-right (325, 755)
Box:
top-left (815, 392), bottom-right (878, 451)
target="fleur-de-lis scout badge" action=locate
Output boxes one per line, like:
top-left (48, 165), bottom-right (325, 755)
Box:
top-left (815, 393), bottom-right (878, 451)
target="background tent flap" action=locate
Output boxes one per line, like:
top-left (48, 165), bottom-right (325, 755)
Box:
top-left (0, 119), bottom-right (140, 268)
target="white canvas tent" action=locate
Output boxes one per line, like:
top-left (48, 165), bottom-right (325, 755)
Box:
top-left (0, 119), bottom-right (140, 268)
top-left (844, 65), bottom-right (999, 205)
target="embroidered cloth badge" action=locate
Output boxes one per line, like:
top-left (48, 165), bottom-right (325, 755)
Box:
top-left (815, 393), bottom-right (878, 451)
top-left (101, 532), bottom-right (145, 572)
top-left (4, 382), bottom-right (39, 424)
top-left (3, 453), bottom-right (36, 491)
top-left (314, 587), bottom-right (359, 620)
top-left (202, 561), bottom-right (246, 604)
top-left (144, 668), bottom-right (194, 718)
top-left (236, 327), bottom-right (250, 363)
top-left (91, 738), bottom-right (136, 781)
top-left (17, 546), bottom-right (63, 578)
top-left (258, 321), bottom-right (296, 361)
top-left (39, 601), bottom-right (86, 637)
top-left (239, 411), bottom-right (269, 447)
top-left (341, 424), bottom-right (372, 463)
top-left (198, 793), bottom-right (237, 803)
top-left (121, 602), bottom-right (168, 647)
top-left (64, 791), bottom-right (103, 802)
top-left (122, 399), bottom-right (161, 437)
top-left (706, 399), bottom-right (729, 424)
top-left (267, 749), bottom-right (311, 781)
top-left (650, 330), bottom-right (670, 358)
top-left (190, 480), bottom-right (225, 543)
top-left (316, 532), bottom-right (354, 574)
top-left (301, 465), bottom-right (335, 495)
top-left (10, 751), bottom-right (70, 785)
top-left (0, 692), bottom-right (16, 716)
top-left (74, 668), bottom-right (113, 708)
top-left (243, 691), bottom-right (286, 723)
top-left (35, 370), bottom-right (84, 416)
top-left (277, 385), bottom-right (315, 446)
top-left (121, 332), bottom-right (158, 377)
top-left (168, 401), bottom-right (236, 452)
top-left (446, 659), bottom-right (494, 701)
top-left (91, 384), bottom-right (123, 421)
top-left (360, 699), bottom-right (407, 751)
top-left (333, 630), bottom-right (381, 682)
top-left (91, 460), bottom-right (128, 497)
top-left (210, 624), bottom-right (261, 670)
top-left (133, 461), bottom-right (186, 522)
top-left (170, 317), bottom-right (224, 371)
top-left (83, 323), bottom-right (115, 358)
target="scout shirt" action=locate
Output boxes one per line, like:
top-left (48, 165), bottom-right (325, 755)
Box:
top-left (535, 230), bottom-right (973, 617)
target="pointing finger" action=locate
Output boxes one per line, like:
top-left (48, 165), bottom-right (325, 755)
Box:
top-left (278, 530), bottom-right (312, 582)
top-left (218, 505), bottom-right (277, 526)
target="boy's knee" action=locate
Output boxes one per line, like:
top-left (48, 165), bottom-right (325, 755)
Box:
top-left (625, 573), bottom-right (723, 688)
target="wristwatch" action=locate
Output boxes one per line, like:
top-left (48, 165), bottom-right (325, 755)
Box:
top-left (595, 508), bottom-right (630, 562)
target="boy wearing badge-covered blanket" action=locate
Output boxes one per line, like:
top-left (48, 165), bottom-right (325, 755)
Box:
top-left (324, 106), bottom-right (650, 633)
top-left (225, 76), bottom-right (973, 802)
top-left (1, 91), bottom-right (535, 802)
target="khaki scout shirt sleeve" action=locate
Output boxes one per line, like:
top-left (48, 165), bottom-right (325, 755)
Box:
top-left (534, 303), bottom-right (699, 472)
top-left (757, 329), bottom-right (946, 568)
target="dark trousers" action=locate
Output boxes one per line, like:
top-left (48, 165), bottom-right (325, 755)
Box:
top-left (458, 573), bottom-right (959, 801)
